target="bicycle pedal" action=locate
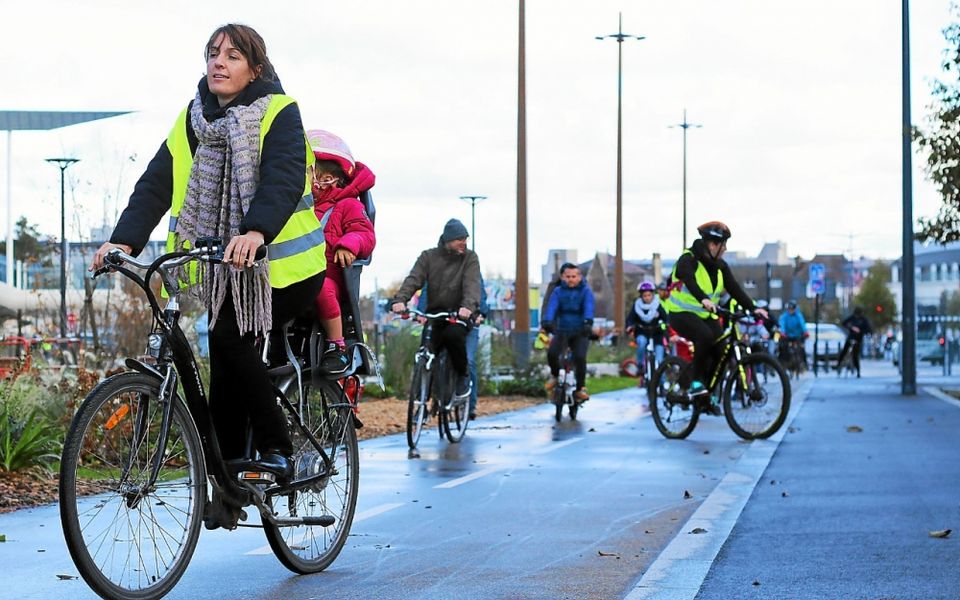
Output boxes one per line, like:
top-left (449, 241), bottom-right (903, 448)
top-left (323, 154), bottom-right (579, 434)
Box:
top-left (238, 471), bottom-right (277, 484)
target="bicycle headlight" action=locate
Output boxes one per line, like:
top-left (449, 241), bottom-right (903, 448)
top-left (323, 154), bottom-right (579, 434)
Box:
top-left (146, 333), bottom-right (163, 358)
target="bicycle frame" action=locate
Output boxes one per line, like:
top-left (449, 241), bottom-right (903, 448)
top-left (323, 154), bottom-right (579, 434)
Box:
top-left (95, 245), bottom-right (339, 515)
top-left (704, 310), bottom-right (754, 397)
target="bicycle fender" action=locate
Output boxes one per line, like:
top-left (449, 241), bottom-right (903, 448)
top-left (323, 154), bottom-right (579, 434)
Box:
top-left (124, 358), bottom-right (164, 381)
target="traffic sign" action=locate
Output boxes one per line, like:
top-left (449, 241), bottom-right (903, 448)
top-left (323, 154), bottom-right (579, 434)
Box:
top-left (808, 262), bottom-right (826, 296)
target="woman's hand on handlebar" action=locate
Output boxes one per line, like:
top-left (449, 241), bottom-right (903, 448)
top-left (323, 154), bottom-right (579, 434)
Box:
top-left (89, 242), bottom-right (132, 271)
top-left (223, 231), bottom-right (265, 269)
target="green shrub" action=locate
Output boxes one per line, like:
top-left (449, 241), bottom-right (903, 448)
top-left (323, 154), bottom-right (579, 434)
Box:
top-left (0, 400), bottom-right (61, 473)
top-left (380, 327), bottom-right (422, 400)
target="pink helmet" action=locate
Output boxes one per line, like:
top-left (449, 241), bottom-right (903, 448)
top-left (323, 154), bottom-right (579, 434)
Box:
top-left (305, 129), bottom-right (355, 176)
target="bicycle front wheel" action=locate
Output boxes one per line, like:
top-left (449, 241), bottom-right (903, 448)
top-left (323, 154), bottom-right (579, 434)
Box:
top-left (59, 372), bottom-right (206, 600)
top-left (649, 356), bottom-right (699, 439)
top-left (722, 353), bottom-right (791, 440)
top-left (264, 380), bottom-right (359, 574)
top-left (406, 361), bottom-right (431, 449)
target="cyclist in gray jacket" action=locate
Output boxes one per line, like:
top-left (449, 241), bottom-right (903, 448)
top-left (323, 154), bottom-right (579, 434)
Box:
top-left (391, 219), bottom-right (481, 398)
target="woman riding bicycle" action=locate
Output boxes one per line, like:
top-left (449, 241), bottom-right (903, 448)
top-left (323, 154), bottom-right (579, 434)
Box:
top-left (89, 24), bottom-right (325, 510)
top-left (626, 281), bottom-right (667, 378)
top-left (663, 221), bottom-right (768, 414)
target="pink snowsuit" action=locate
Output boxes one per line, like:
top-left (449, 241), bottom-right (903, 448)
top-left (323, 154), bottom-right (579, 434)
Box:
top-left (312, 162), bottom-right (377, 320)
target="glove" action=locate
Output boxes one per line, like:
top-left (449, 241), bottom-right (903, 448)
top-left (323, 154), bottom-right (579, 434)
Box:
top-left (581, 320), bottom-right (594, 337)
top-left (541, 322), bottom-right (555, 334)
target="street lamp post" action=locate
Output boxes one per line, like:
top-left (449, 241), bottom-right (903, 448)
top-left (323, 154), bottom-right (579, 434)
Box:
top-left (45, 157), bottom-right (79, 340)
top-left (459, 195), bottom-right (487, 251)
top-left (597, 13), bottom-right (644, 340)
top-left (670, 109), bottom-right (702, 249)
top-left (900, 0), bottom-right (916, 395)
top-left (515, 0), bottom-right (530, 368)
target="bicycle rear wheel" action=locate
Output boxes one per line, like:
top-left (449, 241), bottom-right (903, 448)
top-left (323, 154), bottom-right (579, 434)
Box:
top-left (59, 372), bottom-right (205, 600)
top-left (406, 360), bottom-right (431, 449)
top-left (722, 353), bottom-right (791, 440)
top-left (649, 356), bottom-right (699, 439)
top-left (264, 380), bottom-right (359, 574)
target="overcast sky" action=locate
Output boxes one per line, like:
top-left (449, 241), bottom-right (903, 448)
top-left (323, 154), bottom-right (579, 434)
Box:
top-left (1, 0), bottom-right (955, 294)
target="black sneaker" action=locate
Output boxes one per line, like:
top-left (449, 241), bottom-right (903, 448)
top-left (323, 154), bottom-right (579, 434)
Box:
top-left (320, 343), bottom-right (350, 375)
top-left (455, 375), bottom-right (471, 398)
top-left (253, 451), bottom-right (293, 482)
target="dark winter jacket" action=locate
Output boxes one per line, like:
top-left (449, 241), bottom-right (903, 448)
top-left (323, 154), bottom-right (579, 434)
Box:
top-left (110, 77), bottom-right (307, 254)
top-left (841, 314), bottom-right (873, 341)
top-left (672, 239), bottom-right (756, 310)
top-left (393, 246), bottom-right (481, 313)
top-left (626, 297), bottom-right (668, 339)
top-left (542, 280), bottom-right (595, 335)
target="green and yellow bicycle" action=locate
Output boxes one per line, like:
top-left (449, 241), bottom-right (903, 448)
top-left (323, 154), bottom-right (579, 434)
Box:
top-left (649, 306), bottom-right (791, 440)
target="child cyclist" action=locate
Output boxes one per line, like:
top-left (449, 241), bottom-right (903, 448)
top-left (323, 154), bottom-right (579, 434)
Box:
top-left (626, 281), bottom-right (668, 382)
top-left (307, 130), bottom-right (376, 373)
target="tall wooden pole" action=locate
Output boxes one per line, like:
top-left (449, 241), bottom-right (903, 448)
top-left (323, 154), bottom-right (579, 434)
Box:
top-left (514, 0), bottom-right (530, 367)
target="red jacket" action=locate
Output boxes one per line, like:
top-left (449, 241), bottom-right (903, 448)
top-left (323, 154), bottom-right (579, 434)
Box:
top-left (312, 162), bottom-right (376, 263)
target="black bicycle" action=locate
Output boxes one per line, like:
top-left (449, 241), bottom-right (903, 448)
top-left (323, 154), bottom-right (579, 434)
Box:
top-left (836, 337), bottom-right (861, 378)
top-left (402, 308), bottom-right (472, 449)
top-left (777, 335), bottom-right (807, 380)
top-left (649, 306), bottom-right (791, 440)
top-left (59, 242), bottom-right (362, 600)
top-left (551, 345), bottom-right (581, 422)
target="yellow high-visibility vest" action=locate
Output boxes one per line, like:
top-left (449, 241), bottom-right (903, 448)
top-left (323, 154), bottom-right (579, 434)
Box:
top-left (165, 94), bottom-right (326, 288)
top-left (664, 249), bottom-right (723, 320)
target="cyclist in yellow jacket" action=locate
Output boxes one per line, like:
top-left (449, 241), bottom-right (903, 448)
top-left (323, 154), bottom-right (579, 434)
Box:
top-left (664, 222), bottom-right (768, 414)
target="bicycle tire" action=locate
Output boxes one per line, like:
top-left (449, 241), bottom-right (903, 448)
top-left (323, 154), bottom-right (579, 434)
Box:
top-left (553, 384), bottom-right (564, 422)
top-left (649, 356), bottom-right (699, 439)
top-left (406, 359), bottom-right (431, 449)
top-left (569, 397), bottom-right (579, 420)
top-left (433, 352), bottom-right (454, 440)
top-left (722, 353), bottom-right (791, 440)
top-left (443, 368), bottom-right (470, 444)
top-left (59, 372), bottom-right (206, 600)
top-left (264, 380), bottom-right (359, 574)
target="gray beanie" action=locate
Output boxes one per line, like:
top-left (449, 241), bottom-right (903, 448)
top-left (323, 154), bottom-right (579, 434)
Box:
top-left (439, 218), bottom-right (470, 244)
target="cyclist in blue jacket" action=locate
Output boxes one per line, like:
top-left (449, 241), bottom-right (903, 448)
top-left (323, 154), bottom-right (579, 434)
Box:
top-left (778, 300), bottom-right (809, 365)
top-left (541, 263), bottom-right (595, 401)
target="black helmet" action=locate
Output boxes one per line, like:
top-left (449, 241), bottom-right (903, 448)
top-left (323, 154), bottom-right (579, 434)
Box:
top-left (786, 300), bottom-right (798, 309)
top-left (697, 221), bottom-right (731, 242)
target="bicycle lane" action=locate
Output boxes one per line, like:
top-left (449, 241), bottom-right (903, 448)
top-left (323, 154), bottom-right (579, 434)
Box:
top-left (0, 386), bottom-right (762, 600)
top-left (627, 371), bottom-right (960, 599)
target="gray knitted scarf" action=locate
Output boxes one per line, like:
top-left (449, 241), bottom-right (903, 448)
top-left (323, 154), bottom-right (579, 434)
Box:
top-left (173, 93), bottom-right (273, 336)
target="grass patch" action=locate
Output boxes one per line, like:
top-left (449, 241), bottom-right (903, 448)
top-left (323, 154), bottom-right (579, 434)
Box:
top-left (586, 375), bottom-right (638, 395)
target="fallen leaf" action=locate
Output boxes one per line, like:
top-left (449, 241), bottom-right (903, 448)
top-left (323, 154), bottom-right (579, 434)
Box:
top-left (683, 490), bottom-right (693, 499)
top-left (56, 574), bottom-right (77, 581)
top-left (846, 425), bottom-right (863, 433)
top-left (690, 527), bottom-right (708, 534)
top-left (588, 427), bottom-right (597, 432)
top-left (0, 534), bottom-right (5, 542)
top-left (781, 491), bottom-right (790, 498)
top-left (702, 449), bottom-right (710, 455)
top-left (770, 480), bottom-right (777, 485)
top-left (644, 529), bottom-right (653, 534)
top-left (929, 529), bottom-right (952, 539)
top-left (598, 550), bottom-right (620, 557)
top-left (752, 579), bottom-right (761, 586)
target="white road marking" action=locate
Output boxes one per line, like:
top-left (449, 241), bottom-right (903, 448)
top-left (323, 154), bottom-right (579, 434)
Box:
top-left (532, 437), bottom-right (584, 454)
top-left (433, 466), bottom-right (501, 489)
top-left (624, 378), bottom-right (813, 600)
top-left (246, 502), bottom-right (405, 556)
top-left (922, 386), bottom-right (960, 410)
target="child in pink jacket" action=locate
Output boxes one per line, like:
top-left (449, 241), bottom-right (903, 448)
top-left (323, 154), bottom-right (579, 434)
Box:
top-left (306, 130), bottom-right (376, 373)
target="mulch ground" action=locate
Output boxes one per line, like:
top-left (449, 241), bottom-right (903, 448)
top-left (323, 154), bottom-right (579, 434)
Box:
top-left (0, 395), bottom-right (541, 515)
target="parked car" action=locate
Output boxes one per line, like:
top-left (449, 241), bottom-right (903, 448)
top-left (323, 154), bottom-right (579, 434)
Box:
top-left (804, 323), bottom-right (847, 364)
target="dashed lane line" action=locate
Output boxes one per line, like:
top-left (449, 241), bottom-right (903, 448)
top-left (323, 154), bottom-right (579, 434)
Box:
top-left (433, 466), bottom-right (502, 489)
top-left (623, 378), bottom-right (813, 600)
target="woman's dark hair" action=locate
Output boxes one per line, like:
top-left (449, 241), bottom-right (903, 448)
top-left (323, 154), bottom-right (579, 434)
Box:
top-left (205, 24), bottom-right (276, 82)
top-left (314, 159), bottom-right (347, 184)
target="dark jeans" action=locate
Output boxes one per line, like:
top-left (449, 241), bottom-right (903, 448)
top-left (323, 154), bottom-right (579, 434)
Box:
top-left (547, 332), bottom-right (589, 390)
top-left (209, 272), bottom-right (324, 460)
top-left (837, 337), bottom-right (862, 373)
top-left (668, 311), bottom-right (724, 387)
top-left (431, 320), bottom-right (469, 377)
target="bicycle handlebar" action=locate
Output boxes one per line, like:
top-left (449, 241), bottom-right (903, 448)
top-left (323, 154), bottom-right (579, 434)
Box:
top-left (92, 240), bottom-right (267, 280)
top-left (395, 307), bottom-right (472, 326)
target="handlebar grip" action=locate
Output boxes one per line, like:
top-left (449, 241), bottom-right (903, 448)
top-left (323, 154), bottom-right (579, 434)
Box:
top-left (254, 245), bottom-right (267, 261)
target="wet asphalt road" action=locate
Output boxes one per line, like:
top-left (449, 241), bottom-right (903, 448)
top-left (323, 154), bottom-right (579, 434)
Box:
top-left (1, 386), bottom-right (759, 600)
